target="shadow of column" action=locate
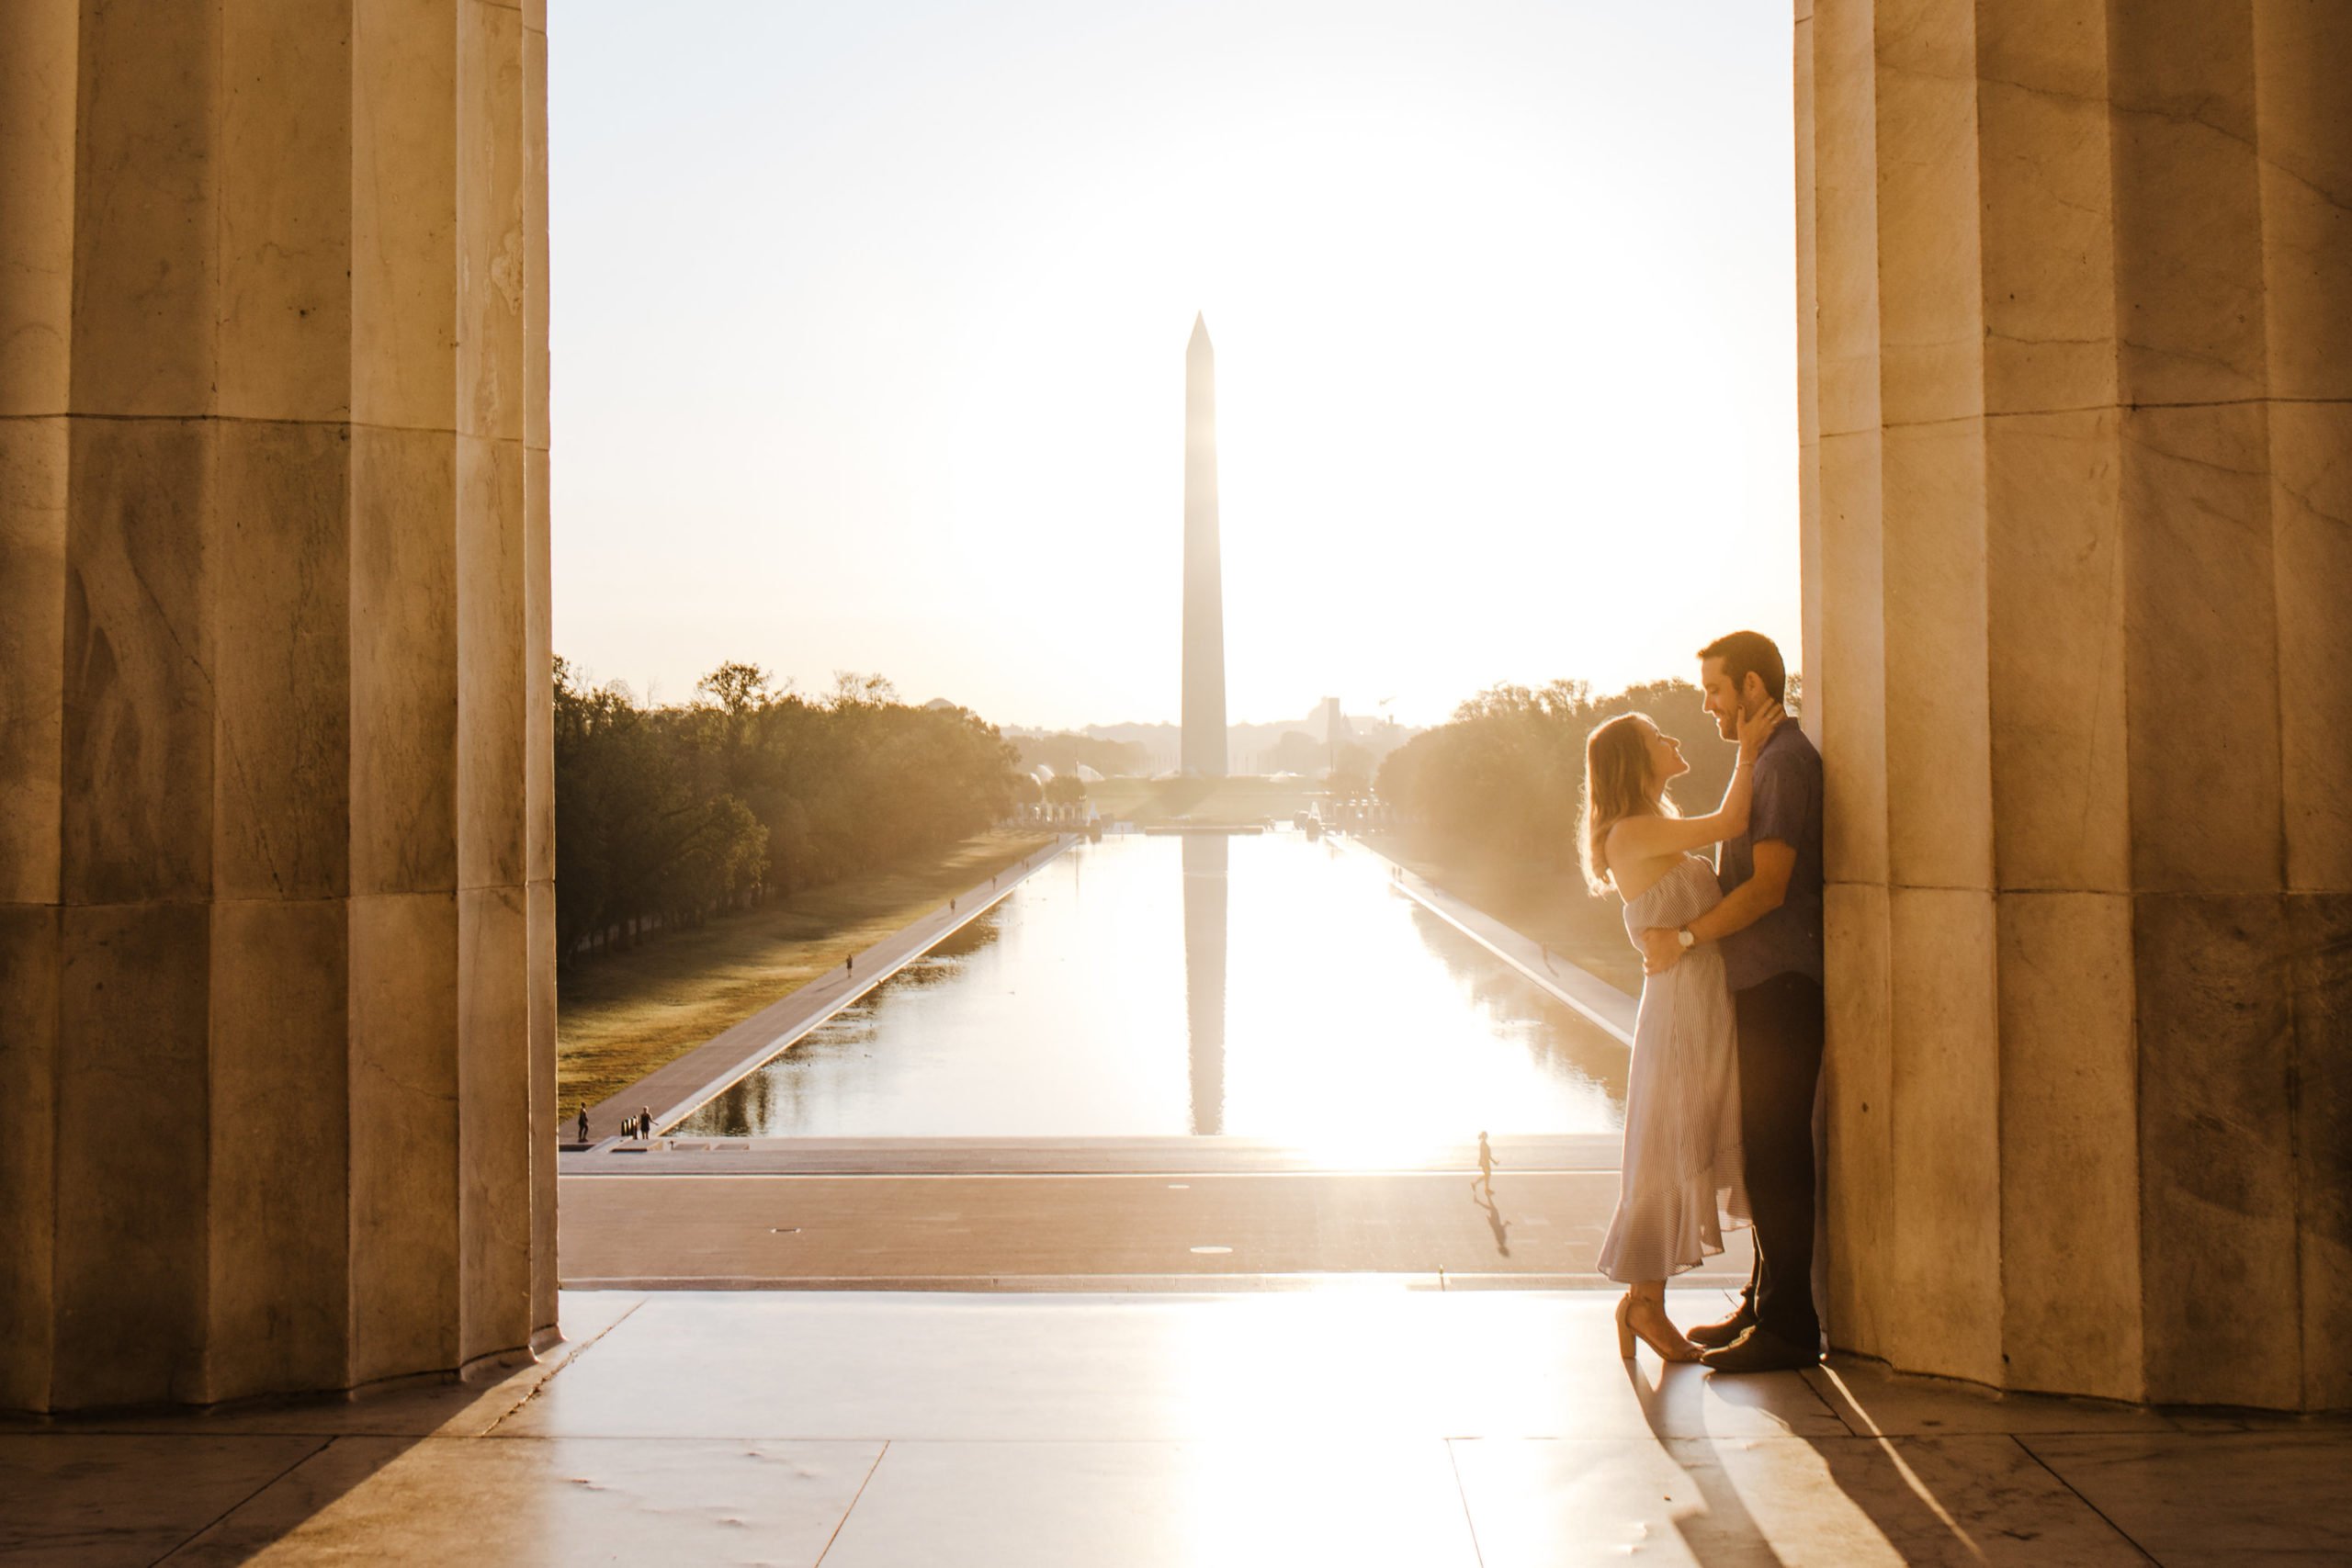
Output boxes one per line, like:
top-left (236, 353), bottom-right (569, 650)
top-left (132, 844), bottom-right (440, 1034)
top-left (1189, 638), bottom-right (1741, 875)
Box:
top-left (1182, 833), bottom-right (1228, 1134)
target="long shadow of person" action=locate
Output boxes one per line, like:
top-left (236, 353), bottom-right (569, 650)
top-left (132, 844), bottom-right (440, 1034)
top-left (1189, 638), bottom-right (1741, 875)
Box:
top-left (1472, 1186), bottom-right (1510, 1258)
top-left (1620, 1353), bottom-right (1793, 1567)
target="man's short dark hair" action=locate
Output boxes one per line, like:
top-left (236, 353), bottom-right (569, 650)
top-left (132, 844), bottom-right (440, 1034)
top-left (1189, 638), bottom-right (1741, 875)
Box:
top-left (1697, 630), bottom-right (1786, 705)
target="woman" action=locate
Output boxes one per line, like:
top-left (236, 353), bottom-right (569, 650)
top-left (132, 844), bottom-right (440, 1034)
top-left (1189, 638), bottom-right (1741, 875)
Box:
top-left (1582, 701), bottom-right (1781, 1361)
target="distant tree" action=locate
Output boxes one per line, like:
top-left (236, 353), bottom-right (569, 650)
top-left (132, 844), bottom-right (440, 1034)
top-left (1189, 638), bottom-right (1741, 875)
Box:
top-left (555, 657), bottom-right (1024, 964)
top-left (1329, 742), bottom-right (1374, 800)
top-left (1265, 730), bottom-right (1323, 774)
top-left (698, 660), bottom-right (776, 714)
top-left (831, 670), bottom-right (899, 708)
top-left (1043, 773), bottom-right (1086, 807)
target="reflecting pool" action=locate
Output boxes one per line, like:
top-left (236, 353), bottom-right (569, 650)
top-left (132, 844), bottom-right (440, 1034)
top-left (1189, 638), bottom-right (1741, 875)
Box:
top-left (672, 832), bottom-right (1630, 1161)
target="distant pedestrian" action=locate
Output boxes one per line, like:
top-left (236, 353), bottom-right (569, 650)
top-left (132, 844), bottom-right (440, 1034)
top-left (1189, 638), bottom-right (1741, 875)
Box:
top-left (1476, 1131), bottom-right (1496, 1201)
top-left (576, 1105), bottom-right (589, 1143)
top-left (639, 1107), bottom-right (653, 1142)
top-left (845, 952), bottom-right (854, 974)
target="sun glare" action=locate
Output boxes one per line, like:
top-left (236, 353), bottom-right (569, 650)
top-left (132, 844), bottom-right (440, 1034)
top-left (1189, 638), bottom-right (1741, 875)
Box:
top-left (553, 1), bottom-right (1797, 726)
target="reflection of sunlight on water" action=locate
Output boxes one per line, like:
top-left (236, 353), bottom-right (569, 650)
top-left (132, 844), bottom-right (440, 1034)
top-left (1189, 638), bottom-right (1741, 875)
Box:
top-left (1221, 845), bottom-right (1621, 1166)
top-left (673, 833), bottom-right (1630, 1150)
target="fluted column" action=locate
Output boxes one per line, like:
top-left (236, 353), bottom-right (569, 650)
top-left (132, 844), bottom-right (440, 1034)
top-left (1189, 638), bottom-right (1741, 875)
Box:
top-left (0, 0), bottom-right (553, 1412)
top-left (1799, 0), bottom-right (2351, 1410)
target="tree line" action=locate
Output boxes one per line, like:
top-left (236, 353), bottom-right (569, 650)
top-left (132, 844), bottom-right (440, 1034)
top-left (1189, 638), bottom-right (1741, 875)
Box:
top-left (554, 660), bottom-right (1022, 962)
top-left (1374, 677), bottom-right (1758, 868)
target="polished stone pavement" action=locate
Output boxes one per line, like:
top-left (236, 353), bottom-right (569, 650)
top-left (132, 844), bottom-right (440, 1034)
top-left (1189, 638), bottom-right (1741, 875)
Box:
top-left (7, 1289), bottom-right (2346, 1565)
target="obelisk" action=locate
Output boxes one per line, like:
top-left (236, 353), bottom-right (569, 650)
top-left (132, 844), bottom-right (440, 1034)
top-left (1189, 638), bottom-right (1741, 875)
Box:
top-left (1182, 314), bottom-right (1227, 775)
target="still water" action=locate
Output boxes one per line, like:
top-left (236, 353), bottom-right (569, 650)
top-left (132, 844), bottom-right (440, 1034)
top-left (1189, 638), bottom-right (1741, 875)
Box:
top-left (673, 833), bottom-right (1630, 1160)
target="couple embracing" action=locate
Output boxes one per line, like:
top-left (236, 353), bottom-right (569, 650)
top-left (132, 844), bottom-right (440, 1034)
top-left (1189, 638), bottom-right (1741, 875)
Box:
top-left (1582, 630), bottom-right (1826, 1373)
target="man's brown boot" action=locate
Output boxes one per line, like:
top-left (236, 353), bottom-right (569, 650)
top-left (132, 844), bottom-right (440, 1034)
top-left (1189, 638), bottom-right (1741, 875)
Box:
top-left (1688, 1301), bottom-right (1754, 1350)
top-left (1700, 1325), bottom-right (1822, 1373)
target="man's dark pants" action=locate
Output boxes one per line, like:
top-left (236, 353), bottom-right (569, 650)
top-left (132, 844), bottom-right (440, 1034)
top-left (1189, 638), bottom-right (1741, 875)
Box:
top-left (1733, 971), bottom-right (1826, 1347)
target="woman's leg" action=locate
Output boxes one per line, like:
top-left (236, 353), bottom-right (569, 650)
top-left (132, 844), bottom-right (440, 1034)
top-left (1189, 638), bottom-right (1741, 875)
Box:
top-left (1619, 1280), bottom-right (1701, 1361)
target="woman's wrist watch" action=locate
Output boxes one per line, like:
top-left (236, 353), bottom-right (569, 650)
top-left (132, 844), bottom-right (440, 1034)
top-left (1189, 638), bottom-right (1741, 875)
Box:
top-left (1677, 927), bottom-right (1697, 950)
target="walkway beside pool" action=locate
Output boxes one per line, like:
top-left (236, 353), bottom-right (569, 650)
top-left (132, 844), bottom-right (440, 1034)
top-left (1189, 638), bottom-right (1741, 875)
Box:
top-left (12, 1289), bottom-right (2345, 1564)
top-left (575, 837), bottom-right (1079, 1142)
top-left (1343, 839), bottom-right (1640, 1043)
top-left (560, 1136), bottom-right (1713, 1290)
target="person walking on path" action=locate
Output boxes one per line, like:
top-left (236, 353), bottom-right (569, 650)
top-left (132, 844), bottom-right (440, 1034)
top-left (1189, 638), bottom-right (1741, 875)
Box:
top-left (1587, 694), bottom-right (1781, 1362)
top-left (575, 1105), bottom-right (588, 1144)
top-left (1474, 1131), bottom-right (1497, 1201)
top-left (1640, 631), bottom-right (1826, 1373)
top-left (639, 1107), bottom-right (654, 1143)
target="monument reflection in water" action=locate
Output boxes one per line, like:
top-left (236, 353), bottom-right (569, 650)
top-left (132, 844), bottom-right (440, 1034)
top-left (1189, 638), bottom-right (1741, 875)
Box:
top-left (1183, 833), bottom-right (1227, 1134)
top-left (673, 833), bottom-right (1629, 1163)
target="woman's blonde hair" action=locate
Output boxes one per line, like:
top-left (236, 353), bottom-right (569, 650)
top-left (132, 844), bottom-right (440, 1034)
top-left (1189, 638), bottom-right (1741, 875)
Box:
top-left (1579, 712), bottom-right (1670, 895)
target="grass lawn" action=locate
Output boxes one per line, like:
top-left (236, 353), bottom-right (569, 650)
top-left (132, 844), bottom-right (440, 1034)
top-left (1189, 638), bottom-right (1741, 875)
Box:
top-left (1363, 829), bottom-right (1644, 998)
top-left (557, 829), bottom-right (1054, 1114)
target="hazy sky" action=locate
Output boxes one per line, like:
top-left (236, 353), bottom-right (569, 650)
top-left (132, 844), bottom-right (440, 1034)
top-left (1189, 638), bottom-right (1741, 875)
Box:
top-left (550, 1), bottom-right (1797, 730)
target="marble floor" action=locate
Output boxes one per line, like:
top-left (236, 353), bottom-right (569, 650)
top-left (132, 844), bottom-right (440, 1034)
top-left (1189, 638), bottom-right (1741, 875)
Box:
top-left (6, 1288), bottom-right (2346, 1566)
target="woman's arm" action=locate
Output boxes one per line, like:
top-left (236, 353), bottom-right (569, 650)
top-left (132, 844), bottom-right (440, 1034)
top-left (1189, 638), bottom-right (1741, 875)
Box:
top-left (1608, 760), bottom-right (1755, 859)
top-left (1639, 840), bottom-right (1794, 974)
top-left (1607, 701), bottom-right (1784, 859)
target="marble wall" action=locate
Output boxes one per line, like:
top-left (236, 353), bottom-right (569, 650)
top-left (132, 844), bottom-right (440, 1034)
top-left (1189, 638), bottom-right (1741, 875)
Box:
top-left (1796, 0), bottom-right (2352, 1410)
top-left (0, 0), bottom-right (555, 1412)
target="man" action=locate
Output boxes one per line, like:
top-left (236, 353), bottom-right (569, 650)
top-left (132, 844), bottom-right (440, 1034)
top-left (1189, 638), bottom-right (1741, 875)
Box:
top-left (1640, 630), bottom-right (1826, 1372)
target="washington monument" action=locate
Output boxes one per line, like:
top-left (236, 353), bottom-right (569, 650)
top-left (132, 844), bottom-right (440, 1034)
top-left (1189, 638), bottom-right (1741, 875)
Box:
top-left (1182, 313), bottom-right (1227, 776)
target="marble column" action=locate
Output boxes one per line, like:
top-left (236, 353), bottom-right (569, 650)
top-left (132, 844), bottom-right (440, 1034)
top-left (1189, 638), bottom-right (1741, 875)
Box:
top-left (0, 0), bottom-right (555, 1412)
top-left (1797, 0), bottom-right (2351, 1410)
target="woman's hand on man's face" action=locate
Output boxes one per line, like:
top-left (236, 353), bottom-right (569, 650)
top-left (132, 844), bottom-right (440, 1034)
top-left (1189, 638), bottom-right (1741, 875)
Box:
top-left (1736, 700), bottom-right (1787, 763)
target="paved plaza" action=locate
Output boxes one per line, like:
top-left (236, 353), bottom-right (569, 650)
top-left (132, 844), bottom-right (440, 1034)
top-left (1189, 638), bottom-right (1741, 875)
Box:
top-left (7, 1287), bottom-right (2347, 1565)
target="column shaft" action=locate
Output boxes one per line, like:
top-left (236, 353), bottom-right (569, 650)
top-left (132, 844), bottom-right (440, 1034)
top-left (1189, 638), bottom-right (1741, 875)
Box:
top-left (0, 0), bottom-right (554, 1412)
top-left (1802, 0), bottom-right (2352, 1410)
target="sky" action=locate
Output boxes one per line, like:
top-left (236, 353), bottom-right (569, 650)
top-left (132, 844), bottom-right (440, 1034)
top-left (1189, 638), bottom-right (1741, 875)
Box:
top-left (549, 1), bottom-right (1797, 731)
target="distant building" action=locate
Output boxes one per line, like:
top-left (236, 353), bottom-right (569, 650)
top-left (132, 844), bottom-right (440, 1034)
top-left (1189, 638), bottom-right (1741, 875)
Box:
top-left (1318, 696), bottom-right (1349, 772)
